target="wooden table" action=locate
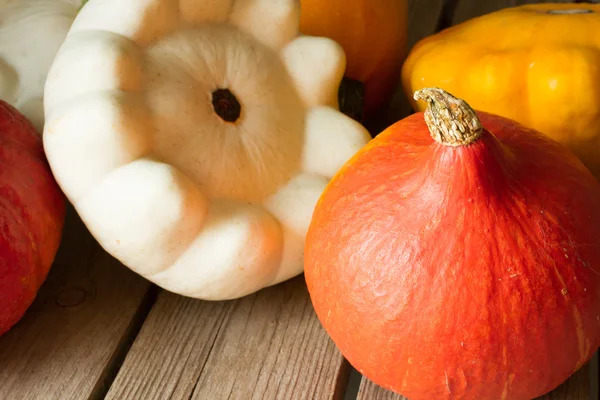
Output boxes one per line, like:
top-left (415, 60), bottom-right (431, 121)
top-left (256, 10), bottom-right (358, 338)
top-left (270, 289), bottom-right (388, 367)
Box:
top-left (1, 0), bottom-right (599, 399)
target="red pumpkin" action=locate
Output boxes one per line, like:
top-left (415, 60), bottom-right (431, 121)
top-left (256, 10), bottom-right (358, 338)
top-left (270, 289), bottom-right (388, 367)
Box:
top-left (304, 88), bottom-right (600, 399)
top-left (0, 101), bottom-right (65, 336)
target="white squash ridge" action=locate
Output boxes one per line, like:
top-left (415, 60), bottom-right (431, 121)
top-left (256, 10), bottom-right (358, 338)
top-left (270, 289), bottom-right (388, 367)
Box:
top-left (0, 0), bottom-right (83, 131)
top-left (43, 89), bottom-right (152, 202)
top-left (43, 0), bottom-right (372, 300)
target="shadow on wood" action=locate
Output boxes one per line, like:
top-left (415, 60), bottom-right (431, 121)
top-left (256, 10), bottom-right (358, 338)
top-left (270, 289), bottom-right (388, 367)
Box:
top-left (105, 276), bottom-right (350, 400)
top-left (0, 205), bottom-right (154, 400)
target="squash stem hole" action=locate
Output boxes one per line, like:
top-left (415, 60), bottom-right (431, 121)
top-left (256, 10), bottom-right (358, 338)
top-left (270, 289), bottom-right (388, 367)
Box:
top-left (212, 88), bottom-right (241, 123)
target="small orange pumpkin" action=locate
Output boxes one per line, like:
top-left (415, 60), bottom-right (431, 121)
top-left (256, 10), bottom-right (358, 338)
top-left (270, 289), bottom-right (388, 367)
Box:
top-left (300, 0), bottom-right (408, 120)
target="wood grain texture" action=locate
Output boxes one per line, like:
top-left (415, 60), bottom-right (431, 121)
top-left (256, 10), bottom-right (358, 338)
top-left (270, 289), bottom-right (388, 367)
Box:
top-left (357, 363), bottom-right (592, 400)
top-left (106, 276), bottom-right (349, 400)
top-left (357, 379), bottom-right (408, 400)
top-left (0, 206), bottom-right (153, 400)
top-left (365, 0), bottom-right (446, 135)
top-left (537, 363), bottom-right (591, 399)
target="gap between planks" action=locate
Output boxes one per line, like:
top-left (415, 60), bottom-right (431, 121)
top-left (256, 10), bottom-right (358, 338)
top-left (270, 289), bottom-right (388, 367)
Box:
top-left (0, 206), bottom-right (156, 400)
top-left (357, 360), bottom-right (597, 399)
top-left (105, 276), bottom-right (350, 400)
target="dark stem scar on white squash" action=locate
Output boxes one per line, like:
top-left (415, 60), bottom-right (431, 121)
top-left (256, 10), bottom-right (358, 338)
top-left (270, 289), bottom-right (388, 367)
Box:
top-left (211, 88), bottom-right (242, 123)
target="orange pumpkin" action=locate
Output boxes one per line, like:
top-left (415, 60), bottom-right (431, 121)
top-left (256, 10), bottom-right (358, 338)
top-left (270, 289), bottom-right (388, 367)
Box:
top-left (305, 88), bottom-right (600, 399)
top-left (300, 0), bottom-right (408, 120)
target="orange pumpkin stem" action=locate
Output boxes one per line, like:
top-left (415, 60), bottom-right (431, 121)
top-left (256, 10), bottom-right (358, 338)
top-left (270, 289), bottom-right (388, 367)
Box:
top-left (414, 87), bottom-right (482, 147)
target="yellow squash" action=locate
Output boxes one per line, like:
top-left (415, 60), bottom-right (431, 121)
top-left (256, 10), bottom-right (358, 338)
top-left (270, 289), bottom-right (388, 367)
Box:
top-left (402, 3), bottom-right (600, 177)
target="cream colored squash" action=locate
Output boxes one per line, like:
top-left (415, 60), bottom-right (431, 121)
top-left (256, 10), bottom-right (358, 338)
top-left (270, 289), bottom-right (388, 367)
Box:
top-left (0, 0), bottom-right (83, 131)
top-left (43, 0), bottom-right (371, 300)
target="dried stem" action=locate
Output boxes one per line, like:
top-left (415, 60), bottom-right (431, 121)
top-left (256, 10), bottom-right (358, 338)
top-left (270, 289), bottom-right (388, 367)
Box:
top-left (414, 88), bottom-right (482, 147)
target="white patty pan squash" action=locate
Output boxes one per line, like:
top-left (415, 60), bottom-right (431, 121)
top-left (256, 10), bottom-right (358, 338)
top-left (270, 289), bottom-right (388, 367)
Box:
top-left (43, 0), bottom-right (371, 300)
top-left (0, 0), bottom-right (83, 132)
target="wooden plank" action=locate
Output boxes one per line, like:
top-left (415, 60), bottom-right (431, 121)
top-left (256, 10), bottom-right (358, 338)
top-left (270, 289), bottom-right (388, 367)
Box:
top-left (406, 0), bottom-right (448, 51)
top-left (366, 0), bottom-right (446, 135)
top-left (357, 380), bottom-right (408, 400)
top-left (0, 206), bottom-right (154, 400)
top-left (452, 0), bottom-right (579, 25)
top-left (538, 363), bottom-right (591, 399)
top-left (357, 363), bottom-right (592, 400)
top-left (591, 352), bottom-right (599, 399)
top-left (105, 276), bottom-right (349, 400)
